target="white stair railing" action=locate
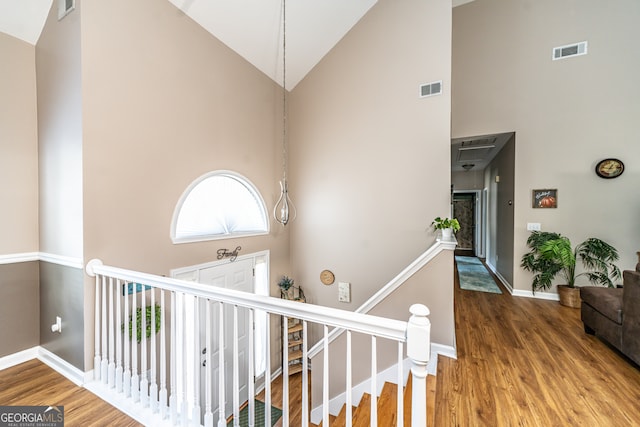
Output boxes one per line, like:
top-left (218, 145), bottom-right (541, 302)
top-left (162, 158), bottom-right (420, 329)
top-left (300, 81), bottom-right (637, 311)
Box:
top-left (86, 259), bottom-right (431, 427)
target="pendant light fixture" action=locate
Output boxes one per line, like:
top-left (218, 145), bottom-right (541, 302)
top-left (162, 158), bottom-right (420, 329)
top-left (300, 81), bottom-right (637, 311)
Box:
top-left (274, 0), bottom-right (296, 226)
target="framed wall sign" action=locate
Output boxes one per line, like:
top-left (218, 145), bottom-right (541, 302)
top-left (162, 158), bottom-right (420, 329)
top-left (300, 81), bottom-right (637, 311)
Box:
top-left (532, 189), bottom-right (557, 209)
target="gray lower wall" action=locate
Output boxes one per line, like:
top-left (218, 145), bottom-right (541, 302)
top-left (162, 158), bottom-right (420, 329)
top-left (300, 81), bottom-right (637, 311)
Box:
top-left (0, 262), bottom-right (40, 357)
top-left (39, 262), bottom-right (84, 370)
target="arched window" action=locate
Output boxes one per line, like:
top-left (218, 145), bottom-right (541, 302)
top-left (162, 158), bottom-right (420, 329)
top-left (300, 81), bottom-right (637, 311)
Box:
top-left (171, 171), bottom-right (269, 243)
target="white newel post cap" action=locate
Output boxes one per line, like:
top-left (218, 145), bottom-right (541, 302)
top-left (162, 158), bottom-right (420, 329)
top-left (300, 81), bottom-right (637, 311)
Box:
top-left (407, 303), bottom-right (431, 364)
top-left (85, 259), bottom-right (103, 277)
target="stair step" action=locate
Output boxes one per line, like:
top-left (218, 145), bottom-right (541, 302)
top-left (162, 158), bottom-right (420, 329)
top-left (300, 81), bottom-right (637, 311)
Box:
top-left (377, 382), bottom-right (399, 426)
top-left (352, 393), bottom-right (371, 427)
top-left (287, 322), bottom-right (303, 333)
top-left (288, 349), bottom-right (303, 362)
top-left (315, 375), bottom-right (437, 427)
top-left (288, 363), bottom-right (303, 375)
top-left (288, 338), bottom-right (303, 348)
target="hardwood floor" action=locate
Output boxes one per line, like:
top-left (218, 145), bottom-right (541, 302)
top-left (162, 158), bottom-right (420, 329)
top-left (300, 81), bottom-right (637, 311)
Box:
top-left (435, 258), bottom-right (640, 426)
top-left (3, 259), bottom-right (639, 426)
top-left (0, 359), bottom-right (141, 427)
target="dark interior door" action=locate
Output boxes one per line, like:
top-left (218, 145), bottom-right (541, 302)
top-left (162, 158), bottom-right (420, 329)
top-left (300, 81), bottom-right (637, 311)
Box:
top-left (453, 193), bottom-right (475, 252)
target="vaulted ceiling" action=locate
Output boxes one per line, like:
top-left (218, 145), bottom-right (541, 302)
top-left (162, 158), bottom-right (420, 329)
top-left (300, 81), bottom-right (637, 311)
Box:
top-left (0, 0), bottom-right (474, 90)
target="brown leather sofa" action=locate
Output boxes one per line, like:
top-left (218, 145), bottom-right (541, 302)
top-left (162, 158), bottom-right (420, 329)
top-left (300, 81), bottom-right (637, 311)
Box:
top-left (580, 253), bottom-right (640, 366)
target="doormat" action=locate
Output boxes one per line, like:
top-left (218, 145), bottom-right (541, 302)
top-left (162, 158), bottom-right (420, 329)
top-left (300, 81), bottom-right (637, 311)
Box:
top-left (455, 256), bottom-right (502, 294)
top-left (226, 399), bottom-right (282, 427)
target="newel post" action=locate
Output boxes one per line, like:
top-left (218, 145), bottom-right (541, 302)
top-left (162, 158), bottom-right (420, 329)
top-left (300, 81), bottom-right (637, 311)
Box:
top-left (407, 303), bottom-right (431, 427)
top-left (86, 259), bottom-right (104, 381)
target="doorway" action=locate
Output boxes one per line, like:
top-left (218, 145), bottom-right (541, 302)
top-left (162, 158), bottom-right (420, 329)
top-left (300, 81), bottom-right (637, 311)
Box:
top-left (452, 190), bottom-right (484, 257)
top-left (170, 251), bottom-right (269, 424)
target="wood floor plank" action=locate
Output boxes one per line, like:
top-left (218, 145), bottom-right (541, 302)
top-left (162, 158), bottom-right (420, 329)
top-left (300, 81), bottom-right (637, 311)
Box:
top-left (435, 258), bottom-right (640, 426)
top-left (0, 359), bottom-right (141, 427)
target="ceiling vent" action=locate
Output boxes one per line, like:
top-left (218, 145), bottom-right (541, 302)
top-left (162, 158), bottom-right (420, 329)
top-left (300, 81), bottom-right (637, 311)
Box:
top-left (457, 139), bottom-right (496, 162)
top-left (553, 41), bottom-right (588, 60)
top-left (420, 81), bottom-right (442, 98)
top-left (58, 0), bottom-right (75, 20)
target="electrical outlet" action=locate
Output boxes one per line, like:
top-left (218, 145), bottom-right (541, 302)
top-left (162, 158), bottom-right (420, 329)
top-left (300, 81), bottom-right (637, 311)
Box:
top-left (527, 223), bottom-right (541, 231)
top-left (338, 282), bottom-right (351, 303)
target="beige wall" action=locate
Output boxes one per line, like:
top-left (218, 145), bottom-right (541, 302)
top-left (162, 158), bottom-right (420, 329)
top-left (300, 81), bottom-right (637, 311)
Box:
top-left (452, 170), bottom-right (484, 190)
top-left (36, 1), bottom-right (83, 259)
top-left (310, 250), bottom-right (455, 407)
top-left (80, 0), bottom-right (290, 369)
top-left (290, 0), bottom-right (452, 344)
top-left (0, 34), bottom-right (39, 254)
top-left (453, 0), bottom-right (640, 292)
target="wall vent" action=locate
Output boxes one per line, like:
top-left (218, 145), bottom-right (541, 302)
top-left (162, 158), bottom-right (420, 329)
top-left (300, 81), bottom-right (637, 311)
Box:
top-left (552, 41), bottom-right (588, 60)
top-left (58, 0), bottom-right (75, 20)
top-left (419, 81), bottom-right (443, 98)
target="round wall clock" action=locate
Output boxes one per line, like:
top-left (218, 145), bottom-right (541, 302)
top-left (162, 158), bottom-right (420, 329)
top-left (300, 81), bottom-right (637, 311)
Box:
top-left (320, 269), bottom-right (335, 285)
top-left (595, 158), bottom-right (624, 179)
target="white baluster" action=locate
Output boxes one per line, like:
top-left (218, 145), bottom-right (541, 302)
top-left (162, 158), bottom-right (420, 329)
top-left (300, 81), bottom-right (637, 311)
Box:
top-left (141, 286), bottom-right (149, 408)
top-left (116, 279), bottom-right (123, 393)
top-left (282, 316), bottom-right (289, 426)
top-left (264, 314), bottom-right (271, 427)
top-left (131, 283), bottom-right (140, 403)
top-left (124, 284), bottom-right (131, 398)
top-left (248, 309), bottom-right (255, 427)
top-left (192, 298), bottom-right (201, 426)
top-left (160, 290), bottom-right (168, 419)
top-left (108, 277), bottom-right (116, 388)
top-left (407, 304), bottom-right (430, 427)
top-left (322, 325), bottom-right (329, 426)
top-left (346, 330), bottom-right (352, 426)
top-left (397, 342), bottom-right (404, 427)
top-left (101, 276), bottom-right (108, 384)
top-left (181, 296), bottom-right (189, 427)
top-left (150, 288), bottom-right (159, 413)
top-left (217, 301), bottom-right (225, 427)
top-left (204, 300), bottom-right (213, 427)
top-left (170, 292), bottom-right (178, 424)
top-left (94, 275), bottom-right (101, 381)
top-left (302, 320), bottom-right (309, 427)
top-left (233, 306), bottom-right (239, 427)
top-left (371, 335), bottom-right (377, 427)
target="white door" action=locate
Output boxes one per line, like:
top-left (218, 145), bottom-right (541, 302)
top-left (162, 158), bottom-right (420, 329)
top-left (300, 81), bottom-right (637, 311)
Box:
top-left (199, 258), bottom-right (253, 422)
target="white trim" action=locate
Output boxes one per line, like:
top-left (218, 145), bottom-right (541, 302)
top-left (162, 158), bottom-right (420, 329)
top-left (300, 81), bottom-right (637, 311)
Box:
top-left (484, 261), bottom-right (513, 294)
top-left (39, 252), bottom-right (84, 269)
top-left (37, 347), bottom-right (85, 386)
top-left (0, 346), bottom-right (39, 370)
top-left (0, 252), bottom-right (39, 264)
top-left (308, 239), bottom-right (456, 358)
top-left (0, 252), bottom-right (83, 269)
top-left (512, 289), bottom-right (560, 301)
top-left (0, 347), bottom-right (85, 387)
top-left (84, 381), bottom-right (174, 427)
top-left (170, 170), bottom-right (270, 244)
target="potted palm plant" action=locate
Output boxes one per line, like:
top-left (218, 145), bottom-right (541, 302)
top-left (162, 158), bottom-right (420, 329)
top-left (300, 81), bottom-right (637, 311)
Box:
top-left (520, 231), bottom-right (621, 308)
top-left (431, 217), bottom-right (460, 239)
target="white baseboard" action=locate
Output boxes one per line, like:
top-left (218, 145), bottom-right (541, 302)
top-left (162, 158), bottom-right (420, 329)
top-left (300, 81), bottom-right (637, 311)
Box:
top-left (484, 262), bottom-right (514, 294)
top-left (512, 289), bottom-right (560, 301)
top-left (37, 347), bottom-right (85, 386)
top-left (84, 381), bottom-right (174, 427)
top-left (0, 346), bottom-right (39, 370)
top-left (0, 346), bottom-right (86, 387)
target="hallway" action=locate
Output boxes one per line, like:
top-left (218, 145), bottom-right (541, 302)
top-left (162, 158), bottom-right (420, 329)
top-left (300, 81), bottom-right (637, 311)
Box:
top-left (435, 262), bottom-right (640, 426)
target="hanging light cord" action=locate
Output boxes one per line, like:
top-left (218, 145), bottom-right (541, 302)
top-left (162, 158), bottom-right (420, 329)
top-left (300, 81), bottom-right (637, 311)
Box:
top-left (282, 0), bottom-right (287, 183)
top-left (274, 0), bottom-right (296, 226)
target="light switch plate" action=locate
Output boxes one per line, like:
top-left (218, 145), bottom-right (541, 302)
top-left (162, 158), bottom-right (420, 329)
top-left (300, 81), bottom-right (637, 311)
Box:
top-left (338, 282), bottom-right (351, 303)
top-left (527, 223), bottom-right (541, 231)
